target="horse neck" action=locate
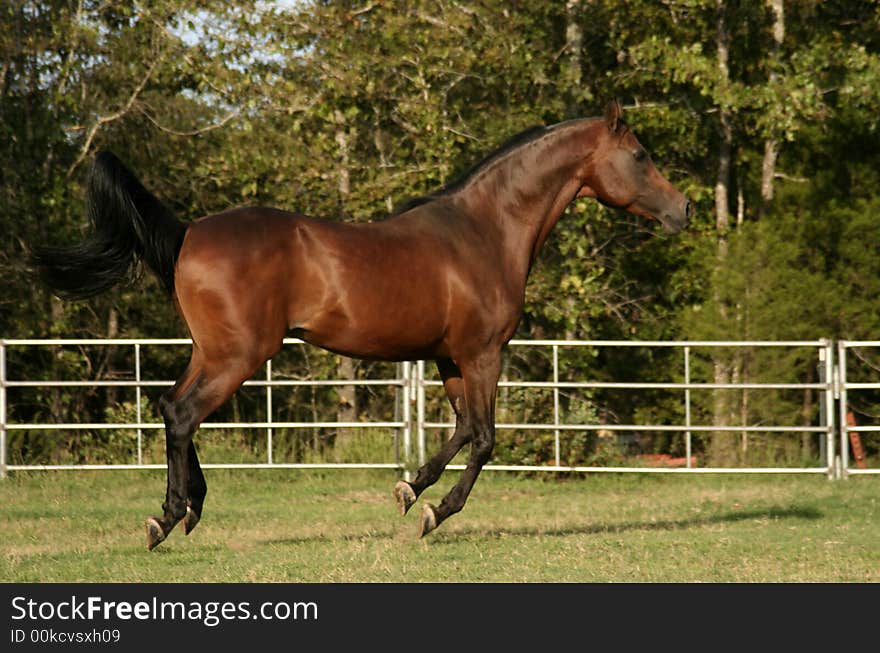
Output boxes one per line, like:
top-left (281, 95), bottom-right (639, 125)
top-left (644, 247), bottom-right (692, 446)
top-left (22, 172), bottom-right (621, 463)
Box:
top-left (454, 119), bottom-right (598, 280)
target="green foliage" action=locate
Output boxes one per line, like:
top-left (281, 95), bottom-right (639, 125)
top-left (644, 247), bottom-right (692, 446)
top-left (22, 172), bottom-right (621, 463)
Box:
top-left (2, 0), bottom-right (880, 467)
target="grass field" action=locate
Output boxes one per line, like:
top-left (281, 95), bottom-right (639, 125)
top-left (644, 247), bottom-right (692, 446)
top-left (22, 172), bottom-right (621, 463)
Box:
top-left (2, 469), bottom-right (878, 582)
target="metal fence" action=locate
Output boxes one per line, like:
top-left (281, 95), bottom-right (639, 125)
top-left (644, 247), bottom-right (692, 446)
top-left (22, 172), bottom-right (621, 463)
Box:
top-left (0, 337), bottom-right (872, 479)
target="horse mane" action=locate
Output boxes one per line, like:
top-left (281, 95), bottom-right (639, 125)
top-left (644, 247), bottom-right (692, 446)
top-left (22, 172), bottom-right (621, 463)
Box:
top-left (391, 124), bottom-right (550, 215)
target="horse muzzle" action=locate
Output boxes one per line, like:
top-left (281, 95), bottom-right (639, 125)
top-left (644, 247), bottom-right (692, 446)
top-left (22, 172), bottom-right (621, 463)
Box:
top-left (659, 198), bottom-right (691, 234)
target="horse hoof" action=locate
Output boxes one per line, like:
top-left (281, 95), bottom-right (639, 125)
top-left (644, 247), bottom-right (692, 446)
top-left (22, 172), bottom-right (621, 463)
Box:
top-left (419, 503), bottom-right (438, 538)
top-left (145, 517), bottom-right (166, 551)
top-left (183, 506), bottom-right (200, 535)
top-left (393, 480), bottom-right (417, 516)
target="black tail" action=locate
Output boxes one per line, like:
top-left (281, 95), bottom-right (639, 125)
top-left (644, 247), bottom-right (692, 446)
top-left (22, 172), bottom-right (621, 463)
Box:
top-left (31, 151), bottom-right (187, 300)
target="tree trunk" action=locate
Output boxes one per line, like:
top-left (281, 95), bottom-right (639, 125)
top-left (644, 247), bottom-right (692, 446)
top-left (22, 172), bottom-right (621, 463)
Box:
top-left (334, 114), bottom-right (358, 440)
top-left (710, 0), bottom-right (735, 466)
top-left (760, 0), bottom-right (784, 208)
top-left (760, 138), bottom-right (778, 205)
top-left (565, 0), bottom-right (584, 119)
top-left (105, 306), bottom-right (119, 406)
top-left (714, 0), bottom-right (732, 237)
top-left (49, 297), bottom-right (65, 426)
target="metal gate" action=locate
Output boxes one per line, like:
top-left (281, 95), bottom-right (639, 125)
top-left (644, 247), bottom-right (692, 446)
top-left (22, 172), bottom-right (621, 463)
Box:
top-left (836, 341), bottom-right (880, 477)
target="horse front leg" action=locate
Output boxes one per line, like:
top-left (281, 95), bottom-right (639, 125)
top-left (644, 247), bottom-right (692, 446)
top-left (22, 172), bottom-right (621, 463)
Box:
top-left (417, 351), bottom-right (500, 537)
top-left (394, 358), bottom-right (472, 516)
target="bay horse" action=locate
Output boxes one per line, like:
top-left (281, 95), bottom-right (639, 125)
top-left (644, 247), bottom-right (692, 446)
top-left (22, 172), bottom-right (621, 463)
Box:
top-left (32, 101), bottom-right (690, 550)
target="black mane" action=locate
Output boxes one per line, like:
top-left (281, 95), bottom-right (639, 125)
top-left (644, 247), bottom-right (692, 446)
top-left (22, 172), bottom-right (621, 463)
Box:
top-left (392, 124), bottom-right (550, 215)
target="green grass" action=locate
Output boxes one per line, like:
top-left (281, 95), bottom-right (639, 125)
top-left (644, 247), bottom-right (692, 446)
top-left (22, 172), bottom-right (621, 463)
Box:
top-left (1, 469), bottom-right (878, 582)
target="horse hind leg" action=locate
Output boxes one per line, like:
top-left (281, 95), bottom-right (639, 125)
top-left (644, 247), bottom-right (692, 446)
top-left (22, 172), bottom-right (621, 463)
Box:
top-left (146, 376), bottom-right (203, 550)
top-left (145, 359), bottom-right (257, 550)
top-left (144, 368), bottom-right (192, 549)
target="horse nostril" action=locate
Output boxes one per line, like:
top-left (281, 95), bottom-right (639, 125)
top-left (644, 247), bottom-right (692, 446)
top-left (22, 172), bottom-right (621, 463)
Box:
top-left (684, 201), bottom-right (693, 221)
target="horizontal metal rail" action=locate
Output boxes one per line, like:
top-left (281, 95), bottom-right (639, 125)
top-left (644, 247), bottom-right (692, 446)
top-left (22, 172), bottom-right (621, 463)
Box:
top-left (446, 464), bottom-right (829, 474)
top-left (3, 338), bottom-right (828, 346)
top-left (425, 380), bottom-right (826, 390)
top-left (5, 379), bottom-right (404, 388)
top-left (506, 339), bottom-right (828, 347)
top-left (423, 422), bottom-right (828, 433)
top-left (4, 421), bottom-right (405, 430)
top-left (4, 463), bottom-right (402, 472)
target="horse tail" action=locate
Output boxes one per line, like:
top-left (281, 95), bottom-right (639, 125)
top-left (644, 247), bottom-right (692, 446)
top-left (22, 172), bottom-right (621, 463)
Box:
top-left (31, 151), bottom-right (187, 300)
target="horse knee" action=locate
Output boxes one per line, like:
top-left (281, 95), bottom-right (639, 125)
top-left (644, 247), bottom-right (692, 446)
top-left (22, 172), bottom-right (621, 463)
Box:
top-left (471, 430), bottom-right (494, 464)
top-left (168, 423), bottom-right (193, 450)
top-left (161, 401), bottom-right (195, 448)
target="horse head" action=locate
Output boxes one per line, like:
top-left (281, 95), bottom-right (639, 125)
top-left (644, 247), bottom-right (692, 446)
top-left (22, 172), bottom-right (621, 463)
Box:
top-left (577, 100), bottom-right (691, 234)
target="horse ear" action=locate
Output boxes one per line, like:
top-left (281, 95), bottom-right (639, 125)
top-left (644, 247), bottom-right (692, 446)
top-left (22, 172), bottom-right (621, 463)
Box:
top-left (604, 100), bottom-right (623, 132)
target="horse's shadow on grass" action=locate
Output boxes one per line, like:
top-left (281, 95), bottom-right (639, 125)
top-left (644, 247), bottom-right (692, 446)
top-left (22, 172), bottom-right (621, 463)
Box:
top-left (261, 504), bottom-right (822, 546)
top-left (447, 504), bottom-right (823, 540)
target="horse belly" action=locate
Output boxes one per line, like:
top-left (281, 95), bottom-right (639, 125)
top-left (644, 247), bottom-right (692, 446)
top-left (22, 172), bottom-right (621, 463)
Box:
top-left (295, 280), bottom-right (450, 361)
top-left (287, 240), bottom-right (452, 360)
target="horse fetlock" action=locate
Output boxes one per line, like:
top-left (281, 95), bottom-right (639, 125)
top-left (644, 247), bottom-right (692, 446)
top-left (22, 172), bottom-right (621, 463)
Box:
top-left (183, 505), bottom-right (201, 535)
top-left (145, 517), bottom-right (167, 551)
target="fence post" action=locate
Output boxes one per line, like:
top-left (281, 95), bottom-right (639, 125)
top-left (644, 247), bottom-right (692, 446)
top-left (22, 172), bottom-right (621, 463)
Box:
top-left (684, 345), bottom-right (692, 468)
top-left (836, 341), bottom-right (848, 480)
top-left (553, 344), bottom-right (560, 467)
top-left (1, 341), bottom-right (6, 478)
top-left (266, 358), bottom-right (273, 465)
top-left (818, 342), bottom-right (834, 480)
top-left (401, 361), bottom-right (412, 481)
top-left (416, 360), bottom-right (426, 467)
top-left (826, 341), bottom-right (836, 480)
top-left (135, 343), bottom-right (143, 466)
top-left (394, 362), bottom-right (401, 469)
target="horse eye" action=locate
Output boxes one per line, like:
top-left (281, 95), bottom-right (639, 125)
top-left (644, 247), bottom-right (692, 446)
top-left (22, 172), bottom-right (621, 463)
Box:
top-left (633, 149), bottom-right (647, 162)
